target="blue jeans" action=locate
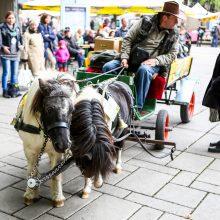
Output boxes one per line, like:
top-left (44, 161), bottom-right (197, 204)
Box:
top-left (1, 58), bottom-right (19, 91)
top-left (211, 35), bottom-right (218, 47)
top-left (103, 59), bottom-right (160, 109)
top-left (75, 53), bottom-right (85, 68)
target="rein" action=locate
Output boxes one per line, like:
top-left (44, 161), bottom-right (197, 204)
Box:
top-left (75, 66), bottom-right (124, 83)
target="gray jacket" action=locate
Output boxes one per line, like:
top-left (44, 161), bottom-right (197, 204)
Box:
top-left (121, 15), bottom-right (178, 66)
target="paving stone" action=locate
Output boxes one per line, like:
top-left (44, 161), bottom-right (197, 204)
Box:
top-left (0, 212), bottom-right (19, 220)
top-left (117, 168), bottom-right (173, 196)
top-left (62, 165), bottom-right (81, 185)
top-left (126, 192), bottom-right (193, 217)
top-left (0, 187), bottom-right (25, 214)
top-left (14, 198), bottom-right (53, 220)
top-left (127, 159), bottom-right (179, 176)
top-left (197, 169), bottom-right (220, 186)
top-left (123, 140), bottom-right (137, 150)
top-left (168, 152), bottom-right (213, 173)
top-left (155, 183), bottom-right (206, 208)
top-left (105, 169), bottom-right (130, 185)
top-left (167, 127), bottom-right (204, 151)
top-left (11, 151), bottom-right (26, 160)
top-left (171, 171), bottom-right (198, 186)
top-left (208, 159), bottom-right (220, 171)
top-left (0, 156), bottom-right (27, 168)
top-left (177, 110), bottom-right (215, 132)
top-left (94, 183), bottom-right (130, 198)
top-left (122, 162), bottom-right (139, 173)
top-left (208, 123), bottom-right (220, 135)
top-left (186, 133), bottom-right (220, 159)
top-left (0, 172), bottom-right (20, 190)
top-left (63, 176), bottom-right (85, 194)
top-left (12, 180), bottom-right (72, 201)
top-left (48, 191), bottom-right (101, 219)
top-left (0, 164), bottom-right (26, 179)
top-left (135, 149), bottom-right (181, 166)
top-left (35, 213), bottom-right (61, 220)
top-left (159, 213), bottom-right (186, 220)
top-left (122, 145), bottom-right (144, 162)
top-left (191, 181), bottom-right (220, 195)
top-left (129, 206), bottom-right (163, 220)
top-left (68, 194), bottom-right (141, 220)
top-left (0, 140), bottom-right (23, 159)
top-left (192, 194), bottom-right (220, 220)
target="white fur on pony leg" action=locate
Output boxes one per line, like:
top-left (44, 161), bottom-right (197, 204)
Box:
top-left (23, 149), bottom-right (39, 205)
top-left (115, 149), bottom-right (122, 174)
top-left (82, 177), bottom-right (92, 199)
top-left (94, 173), bottom-right (103, 188)
top-left (51, 175), bottom-right (65, 208)
top-left (49, 154), bottom-right (65, 208)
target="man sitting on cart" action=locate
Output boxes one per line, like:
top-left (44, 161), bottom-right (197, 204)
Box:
top-left (103, 1), bottom-right (183, 113)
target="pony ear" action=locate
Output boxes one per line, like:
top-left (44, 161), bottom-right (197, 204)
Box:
top-left (39, 78), bottom-right (50, 95)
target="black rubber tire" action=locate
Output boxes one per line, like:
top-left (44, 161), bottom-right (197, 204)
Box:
top-left (180, 104), bottom-right (190, 123)
top-left (180, 92), bottom-right (195, 123)
top-left (155, 110), bottom-right (169, 150)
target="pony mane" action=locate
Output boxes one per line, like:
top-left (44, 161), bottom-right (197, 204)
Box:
top-left (70, 99), bottom-right (115, 178)
top-left (29, 72), bottom-right (78, 116)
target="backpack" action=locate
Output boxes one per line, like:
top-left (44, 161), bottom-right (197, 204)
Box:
top-left (90, 50), bottom-right (119, 69)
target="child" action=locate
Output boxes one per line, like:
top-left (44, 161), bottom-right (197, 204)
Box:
top-left (54, 40), bottom-right (70, 72)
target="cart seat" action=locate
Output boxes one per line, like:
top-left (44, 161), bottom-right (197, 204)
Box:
top-left (147, 75), bottom-right (166, 100)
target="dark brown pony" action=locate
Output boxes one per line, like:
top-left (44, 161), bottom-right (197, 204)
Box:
top-left (70, 81), bottom-right (134, 198)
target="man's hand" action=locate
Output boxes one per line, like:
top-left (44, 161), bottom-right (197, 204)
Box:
top-left (121, 59), bottom-right (128, 68)
top-left (142, 58), bottom-right (158, 66)
top-left (3, 46), bottom-right (10, 55)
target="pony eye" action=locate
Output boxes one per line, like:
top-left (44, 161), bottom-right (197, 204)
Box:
top-left (46, 107), bottom-right (53, 113)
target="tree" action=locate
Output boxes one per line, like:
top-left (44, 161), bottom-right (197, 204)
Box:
top-left (200, 0), bottom-right (220, 12)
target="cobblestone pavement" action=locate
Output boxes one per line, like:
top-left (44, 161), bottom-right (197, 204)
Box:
top-left (1, 46), bottom-right (220, 220)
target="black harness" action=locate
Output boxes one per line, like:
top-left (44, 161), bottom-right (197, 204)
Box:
top-left (13, 93), bottom-right (71, 136)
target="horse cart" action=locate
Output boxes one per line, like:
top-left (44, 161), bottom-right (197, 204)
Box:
top-left (76, 55), bottom-right (195, 151)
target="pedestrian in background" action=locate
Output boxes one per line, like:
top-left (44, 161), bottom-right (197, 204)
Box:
top-left (64, 29), bottom-right (84, 68)
top-left (115, 18), bottom-right (129, 38)
top-left (23, 20), bottom-right (45, 76)
top-left (196, 25), bottom-right (205, 47)
top-left (202, 53), bottom-right (220, 152)
top-left (211, 23), bottom-right (220, 47)
top-left (38, 13), bottom-right (56, 70)
top-left (0, 11), bottom-right (22, 98)
top-left (54, 40), bottom-right (70, 72)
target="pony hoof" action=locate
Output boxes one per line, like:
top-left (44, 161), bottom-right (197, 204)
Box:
top-left (24, 197), bottom-right (34, 206)
top-left (53, 200), bottom-right (65, 208)
top-left (114, 168), bottom-right (122, 174)
top-left (81, 192), bottom-right (89, 199)
top-left (94, 181), bottom-right (103, 188)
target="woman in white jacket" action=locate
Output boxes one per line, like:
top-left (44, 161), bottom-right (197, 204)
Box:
top-left (23, 20), bottom-right (45, 76)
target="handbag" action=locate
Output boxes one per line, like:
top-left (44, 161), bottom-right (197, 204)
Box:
top-left (18, 63), bottom-right (34, 90)
top-left (128, 46), bottom-right (149, 72)
top-left (209, 108), bottom-right (220, 122)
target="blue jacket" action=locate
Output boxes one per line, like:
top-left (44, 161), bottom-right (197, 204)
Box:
top-left (38, 23), bottom-right (55, 58)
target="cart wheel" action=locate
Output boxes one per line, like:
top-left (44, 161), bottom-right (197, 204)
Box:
top-left (180, 92), bottom-right (195, 123)
top-left (155, 110), bottom-right (169, 150)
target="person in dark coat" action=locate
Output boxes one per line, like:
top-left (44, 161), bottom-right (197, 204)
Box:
top-left (202, 53), bottom-right (220, 152)
top-left (64, 29), bottom-right (84, 68)
top-left (38, 13), bottom-right (56, 70)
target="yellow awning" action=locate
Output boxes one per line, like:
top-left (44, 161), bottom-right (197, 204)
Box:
top-left (90, 6), bottom-right (155, 15)
top-left (21, 5), bottom-right (60, 11)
